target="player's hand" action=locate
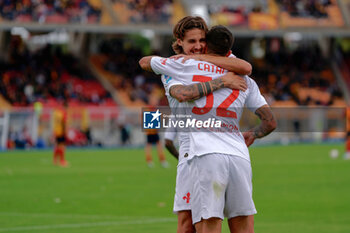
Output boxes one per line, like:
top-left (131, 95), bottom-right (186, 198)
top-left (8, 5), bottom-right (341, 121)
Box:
top-left (242, 131), bottom-right (256, 147)
top-left (221, 72), bottom-right (247, 91)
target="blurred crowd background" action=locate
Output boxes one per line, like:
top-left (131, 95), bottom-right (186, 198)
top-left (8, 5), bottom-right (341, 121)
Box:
top-left (0, 0), bottom-right (349, 149)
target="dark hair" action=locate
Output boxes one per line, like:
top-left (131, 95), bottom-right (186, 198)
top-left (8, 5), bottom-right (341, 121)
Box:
top-left (206, 25), bottom-right (234, 56)
top-left (172, 16), bottom-right (208, 54)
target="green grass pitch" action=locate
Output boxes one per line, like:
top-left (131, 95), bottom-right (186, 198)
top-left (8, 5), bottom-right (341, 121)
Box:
top-left (0, 144), bottom-right (349, 233)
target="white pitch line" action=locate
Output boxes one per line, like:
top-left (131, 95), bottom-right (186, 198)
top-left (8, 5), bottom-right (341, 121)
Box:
top-left (0, 212), bottom-right (154, 220)
top-left (0, 217), bottom-right (176, 232)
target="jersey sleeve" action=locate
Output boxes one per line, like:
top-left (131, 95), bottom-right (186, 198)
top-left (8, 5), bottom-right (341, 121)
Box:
top-left (161, 74), bottom-right (184, 96)
top-left (151, 56), bottom-right (183, 76)
top-left (245, 77), bottom-right (268, 113)
top-left (152, 57), bottom-right (186, 92)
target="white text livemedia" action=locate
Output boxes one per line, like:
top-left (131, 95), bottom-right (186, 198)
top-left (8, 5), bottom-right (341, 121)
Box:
top-left (162, 118), bottom-right (222, 128)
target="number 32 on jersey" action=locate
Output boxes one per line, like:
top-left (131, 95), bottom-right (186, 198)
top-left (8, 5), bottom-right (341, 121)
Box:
top-left (192, 75), bottom-right (239, 119)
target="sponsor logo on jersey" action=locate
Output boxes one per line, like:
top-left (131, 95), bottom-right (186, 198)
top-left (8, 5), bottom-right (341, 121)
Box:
top-left (164, 75), bottom-right (172, 84)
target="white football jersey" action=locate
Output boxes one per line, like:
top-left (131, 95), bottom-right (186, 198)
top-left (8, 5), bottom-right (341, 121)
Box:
top-left (159, 73), bottom-right (189, 165)
top-left (151, 56), bottom-right (267, 162)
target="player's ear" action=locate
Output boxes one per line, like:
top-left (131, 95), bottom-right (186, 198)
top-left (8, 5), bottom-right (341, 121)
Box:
top-left (177, 38), bottom-right (183, 47)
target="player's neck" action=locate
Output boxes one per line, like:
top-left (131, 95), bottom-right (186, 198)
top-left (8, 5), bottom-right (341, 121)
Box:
top-left (206, 51), bottom-right (220, 57)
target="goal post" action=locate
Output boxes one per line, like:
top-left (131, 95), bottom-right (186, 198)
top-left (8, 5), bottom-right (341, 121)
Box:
top-left (0, 111), bottom-right (9, 150)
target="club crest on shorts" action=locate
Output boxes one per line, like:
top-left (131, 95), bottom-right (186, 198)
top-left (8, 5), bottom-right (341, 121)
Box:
top-left (183, 192), bottom-right (190, 203)
top-left (143, 109), bottom-right (161, 129)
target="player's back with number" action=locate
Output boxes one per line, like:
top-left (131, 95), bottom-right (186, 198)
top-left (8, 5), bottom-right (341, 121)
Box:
top-left (150, 55), bottom-right (265, 161)
top-left (175, 59), bottom-right (266, 161)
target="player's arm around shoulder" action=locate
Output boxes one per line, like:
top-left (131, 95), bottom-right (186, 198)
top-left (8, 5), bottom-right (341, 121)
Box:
top-left (174, 54), bottom-right (252, 75)
top-left (139, 56), bottom-right (157, 72)
top-left (139, 55), bottom-right (185, 77)
top-left (169, 72), bottom-right (247, 103)
top-left (200, 55), bottom-right (252, 75)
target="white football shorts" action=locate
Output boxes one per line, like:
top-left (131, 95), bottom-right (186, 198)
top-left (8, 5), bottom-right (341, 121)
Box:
top-left (173, 161), bottom-right (192, 213)
top-left (189, 153), bottom-right (257, 224)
